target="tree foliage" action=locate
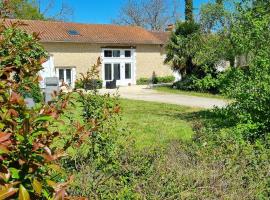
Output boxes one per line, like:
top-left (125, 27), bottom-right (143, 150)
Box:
top-left (0, 0), bottom-right (73, 21)
top-left (164, 21), bottom-right (201, 76)
top-left (185, 0), bottom-right (193, 22)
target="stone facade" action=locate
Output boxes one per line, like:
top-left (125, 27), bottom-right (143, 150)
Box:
top-left (42, 42), bottom-right (173, 83)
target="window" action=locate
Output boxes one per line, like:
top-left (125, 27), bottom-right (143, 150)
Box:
top-left (59, 69), bottom-right (64, 81)
top-left (125, 50), bottom-right (131, 57)
top-left (105, 64), bottom-right (112, 80)
top-left (57, 68), bottom-right (74, 86)
top-left (114, 63), bottom-right (121, 80)
top-left (104, 50), bottom-right (112, 57)
top-left (67, 30), bottom-right (80, 35)
top-left (113, 50), bottom-right (120, 57)
top-left (104, 50), bottom-right (121, 57)
top-left (125, 63), bottom-right (131, 79)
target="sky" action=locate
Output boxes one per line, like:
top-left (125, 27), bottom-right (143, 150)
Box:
top-left (41, 0), bottom-right (210, 24)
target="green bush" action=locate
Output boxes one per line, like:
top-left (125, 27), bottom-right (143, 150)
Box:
top-left (137, 76), bottom-right (175, 85)
top-left (62, 92), bottom-right (135, 198)
top-left (17, 78), bottom-right (44, 103)
top-left (137, 77), bottom-right (150, 85)
top-left (156, 75), bottom-right (175, 83)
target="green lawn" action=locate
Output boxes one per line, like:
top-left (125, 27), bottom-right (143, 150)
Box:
top-left (154, 86), bottom-right (227, 100)
top-left (120, 99), bottom-right (198, 149)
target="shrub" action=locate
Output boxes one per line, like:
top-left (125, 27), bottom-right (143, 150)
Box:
top-left (78, 58), bottom-right (103, 90)
top-left (137, 77), bottom-right (149, 85)
top-left (17, 78), bottom-right (44, 103)
top-left (156, 75), bottom-right (175, 83)
top-left (62, 91), bottom-right (130, 198)
top-left (0, 20), bottom-right (88, 199)
top-left (75, 79), bottom-right (103, 90)
top-left (137, 75), bottom-right (175, 85)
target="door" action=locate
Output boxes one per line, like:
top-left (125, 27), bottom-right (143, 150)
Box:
top-left (102, 49), bottom-right (135, 87)
top-left (104, 62), bottom-right (133, 86)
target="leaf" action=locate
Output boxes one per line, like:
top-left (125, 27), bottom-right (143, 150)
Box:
top-left (0, 187), bottom-right (18, 199)
top-left (0, 132), bottom-right (11, 143)
top-left (18, 185), bottom-right (30, 200)
top-left (34, 115), bottom-right (53, 123)
top-left (46, 179), bottom-right (57, 188)
top-left (32, 178), bottom-right (42, 195)
top-left (9, 168), bottom-right (20, 179)
top-left (53, 189), bottom-right (65, 200)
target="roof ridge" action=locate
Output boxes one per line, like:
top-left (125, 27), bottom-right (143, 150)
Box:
top-left (5, 18), bottom-right (145, 29)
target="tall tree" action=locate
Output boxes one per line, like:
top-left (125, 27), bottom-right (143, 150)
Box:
top-left (164, 21), bottom-right (201, 76)
top-left (113, 0), bottom-right (180, 31)
top-left (0, 0), bottom-right (73, 21)
top-left (185, 0), bottom-right (193, 21)
top-left (1, 0), bottom-right (44, 19)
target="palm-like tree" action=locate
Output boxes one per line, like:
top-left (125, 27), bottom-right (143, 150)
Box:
top-left (165, 0), bottom-right (199, 77)
top-left (164, 21), bottom-right (200, 76)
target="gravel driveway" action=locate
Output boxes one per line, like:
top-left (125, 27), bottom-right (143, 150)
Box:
top-left (98, 85), bottom-right (228, 109)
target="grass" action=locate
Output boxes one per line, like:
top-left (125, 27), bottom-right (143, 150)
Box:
top-left (58, 94), bottom-right (200, 150)
top-left (154, 86), bottom-right (227, 100)
top-left (120, 99), bottom-right (199, 149)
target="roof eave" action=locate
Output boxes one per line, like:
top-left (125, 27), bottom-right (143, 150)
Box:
top-left (40, 40), bottom-right (164, 45)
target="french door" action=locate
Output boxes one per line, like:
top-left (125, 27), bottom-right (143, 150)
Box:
top-left (104, 62), bottom-right (133, 86)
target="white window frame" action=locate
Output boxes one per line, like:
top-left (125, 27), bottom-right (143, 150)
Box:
top-left (55, 67), bottom-right (76, 88)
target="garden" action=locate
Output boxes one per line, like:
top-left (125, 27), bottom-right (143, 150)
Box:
top-left (0, 0), bottom-right (270, 199)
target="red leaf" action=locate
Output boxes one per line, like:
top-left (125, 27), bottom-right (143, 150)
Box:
top-left (8, 109), bottom-right (19, 117)
top-left (10, 92), bottom-right (24, 105)
top-left (0, 132), bottom-right (11, 143)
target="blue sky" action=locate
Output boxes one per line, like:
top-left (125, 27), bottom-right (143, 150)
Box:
top-left (41, 0), bottom-right (210, 24)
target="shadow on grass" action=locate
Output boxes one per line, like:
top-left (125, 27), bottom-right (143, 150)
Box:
top-left (163, 108), bottom-right (236, 132)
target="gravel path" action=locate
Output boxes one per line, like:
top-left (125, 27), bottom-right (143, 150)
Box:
top-left (98, 85), bottom-right (228, 109)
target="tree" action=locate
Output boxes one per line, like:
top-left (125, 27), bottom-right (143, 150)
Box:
top-left (0, 0), bottom-right (73, 21)
top-left (1, 0), bottom-right (45, 19)
top-left (113, 0), bottom-right (180, 31)
top-left (164, 21), bottom-right (201, 76)
top-left (185, 0), bottom-right (193, 22)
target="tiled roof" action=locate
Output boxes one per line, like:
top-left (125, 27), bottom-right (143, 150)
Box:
top-left (3, 19), bottom-right (166, 45)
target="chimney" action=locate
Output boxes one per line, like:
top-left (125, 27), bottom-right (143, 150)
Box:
top-left (165, 24), bottom-right (174, 32)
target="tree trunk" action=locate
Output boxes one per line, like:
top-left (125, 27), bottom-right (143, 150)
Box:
top-left (185, 0), bottom-right (193, 22)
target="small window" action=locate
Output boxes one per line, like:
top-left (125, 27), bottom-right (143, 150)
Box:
top-left (125, 63), bottom-right (131, 79)
top-left (104, 50), bottom-right (112, 57)
top-left (113, 50), bottom-right (120, 57)
top-left (125, 50), bottom-right (131, 57)
top-left (105, 64), bottom-right (112, 80)
top-left (67, 30), bottom-right (80, 35)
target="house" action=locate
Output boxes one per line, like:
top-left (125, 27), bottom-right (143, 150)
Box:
top-left (6, 19), bottom-right (172, 88)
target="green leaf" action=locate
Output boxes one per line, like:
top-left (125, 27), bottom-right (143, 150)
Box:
top-left (9, 168), bottom-right (20, 179)
top-left (32, 178), bottom-right (42, 195)
top-left (34, 116), bottom-right (53, 123)
top-left (18, 185), bottom-right (30, 200)
top-left (0, 187), bottom-right (18, 199)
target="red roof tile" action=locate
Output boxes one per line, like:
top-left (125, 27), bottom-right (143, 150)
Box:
top-left (3, 19), bottom-right (166, 45)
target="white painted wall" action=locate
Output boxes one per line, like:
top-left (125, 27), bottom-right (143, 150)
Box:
top-left (39, 55), bottom-right (55, 88)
